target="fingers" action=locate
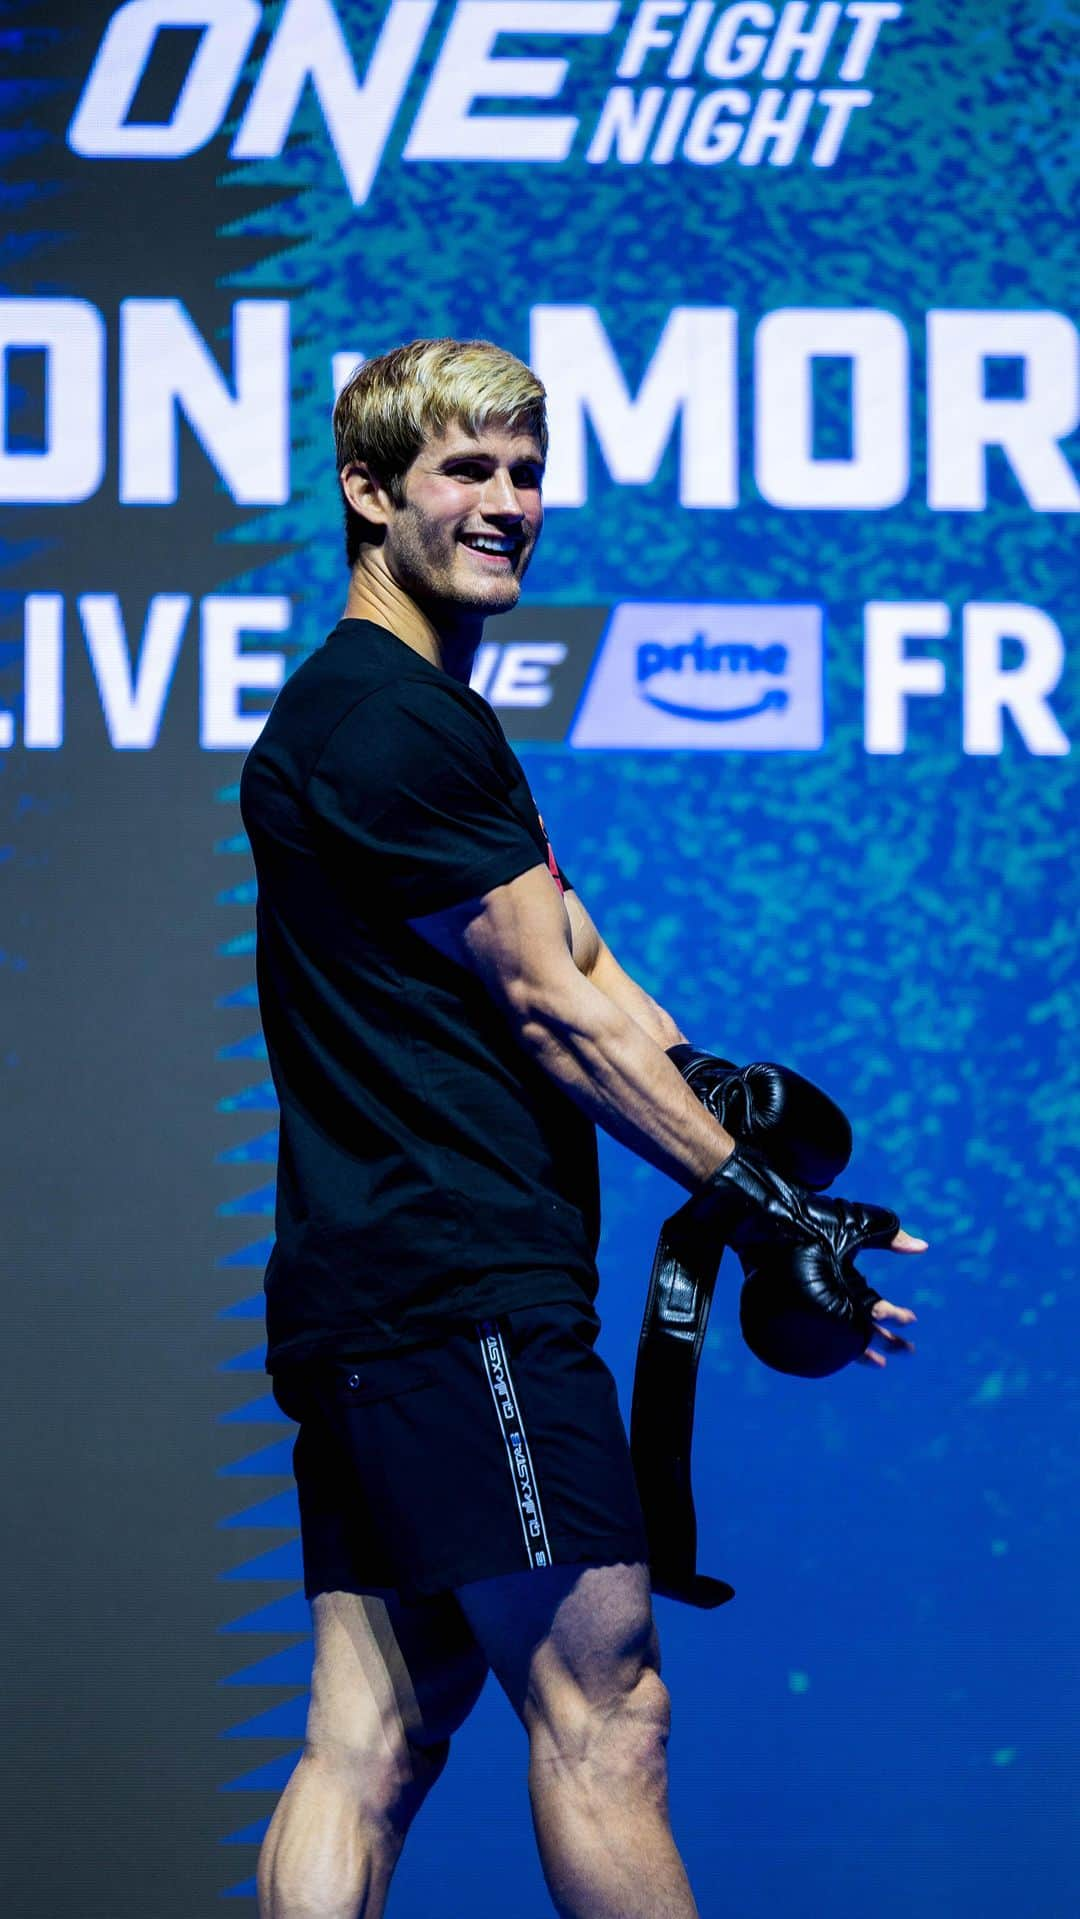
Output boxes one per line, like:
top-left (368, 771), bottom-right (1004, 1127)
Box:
top-left (871, 1299), bottom-right (917, 1325)
top-left (859, 1301), bottom-right (917, 1368)
top-left (872, 1324), bottom-right (916, 1353)
top-left (890, 1228), bottom-right (928, 1253)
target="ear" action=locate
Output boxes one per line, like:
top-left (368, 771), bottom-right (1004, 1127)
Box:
top-left (340, 462), bottom-right (394, 530)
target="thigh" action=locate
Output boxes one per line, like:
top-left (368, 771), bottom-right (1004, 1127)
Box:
top-left (278, 1301), bottom-right (648, 1605)
top-left (454, 1561), bottom-right (660, 1728)
top-left (308, 1586), bottom-right (488, 1758)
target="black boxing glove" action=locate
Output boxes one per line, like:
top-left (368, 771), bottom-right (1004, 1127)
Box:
top-left (669, 1141), bottom-right (898, 1378)
top-left (667, 1043), bottom-right (852, 1191)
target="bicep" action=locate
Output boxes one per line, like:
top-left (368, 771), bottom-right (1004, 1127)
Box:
top-left (563, 886), bottom-right (658, 1011)
top-left (562, 886), bottom-right (607, 979)
top-left (408, 861), bottom-right (579, 1020)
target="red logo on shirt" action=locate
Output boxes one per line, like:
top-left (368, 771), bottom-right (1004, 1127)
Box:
top-left (537, 814), bottom-right (565, 895)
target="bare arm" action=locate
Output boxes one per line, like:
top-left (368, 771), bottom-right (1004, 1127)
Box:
top-left (408, 864), bottom-right (732, 1192)
top-left (556, 887), bottom-right (928, 1316)
top-left (561, 886), bottom-right (688, 1051)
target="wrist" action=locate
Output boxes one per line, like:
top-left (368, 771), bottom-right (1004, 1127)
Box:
top-left (666, 1041), bottom-right (698, 1073)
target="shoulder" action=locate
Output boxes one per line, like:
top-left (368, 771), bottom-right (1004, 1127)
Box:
top-left (318, 671), bottom-right (504, 775)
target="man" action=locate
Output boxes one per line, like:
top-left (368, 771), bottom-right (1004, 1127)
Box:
top-left (239, 337), bottom-right (923, 1919)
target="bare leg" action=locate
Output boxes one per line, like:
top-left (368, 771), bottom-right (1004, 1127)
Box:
top-left (257, 1588), bottom-right (487, 1919)
top-left (457, 1562), bottom-right (699, 1919)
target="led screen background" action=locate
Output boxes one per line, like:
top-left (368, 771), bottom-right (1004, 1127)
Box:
top-left (1, 3), bottom-right (1077, 1914)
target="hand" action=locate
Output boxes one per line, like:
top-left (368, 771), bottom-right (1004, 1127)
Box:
top-left (668, 1046), bottom-right (852, 1191)
top-left (679, 1147), bottom-right (927, 1377)
top-left (858, 1226), bottom-right (926, 1368)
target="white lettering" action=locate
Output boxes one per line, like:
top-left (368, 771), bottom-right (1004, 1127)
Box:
top-left (23, 594), bottom-right (65, 749)
top-left (469, 642), bottom-right (499, 700)
top-left (332, 352), bottom-right (365, 401)
top-left (80, 592), bottom-right (190, 747)
top-left (120, 299), bottom-right (289, 505)
top-left (407, 1), bottom-right (618, 163)
top-left (962, 604), bottom-right (1070, 756)
top-left (586, 85), bottom-right (666, 163)
top-left (838, 2), bottom-right (902, 81)
top-left (617, 1), bottom-right (687, 79)
top-left (762, 2), bottom-right (843, 80)
top-left (669, 0), bottom-right (714, 77)
top-left (0, 299), bottom-right (105, 503)
top-left (704, 3), bottom-right (774, 79)
top-left (201, 597), bottom-right (290, 749)
top-left (651, 85), bottom-right (697, 160)
top-left (864, 602), bottom-right (948, 753)
top-left (810, 85), bottom-right (869, 162)
top-left (66, 0), bottom-right (903, 193)
top-left (755, 308), bottom-right (908, 506)
top-left (534, 305), bottom-right (737, 507)
top-left (928, 310), bottom-right (1080, 512)
top-left (738, 83), bottom-right (814, 163)
top-left (67, 0), bottom-right (258, 158)
top-left (234, 0), bottom-right (434, 206)
top-left (489, 642), bottom-right (567, 706)
top-left (684, 87), bottom-right (749, 161)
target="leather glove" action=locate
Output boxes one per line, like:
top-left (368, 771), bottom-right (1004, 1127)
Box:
top-left (670, 1141), bottom-right (898, 1377)
top-left (667, 1044), bottom-right (852, 1191)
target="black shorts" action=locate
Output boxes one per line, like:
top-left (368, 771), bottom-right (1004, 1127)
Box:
top-left (271, 1299), bottom-right (649, 1601)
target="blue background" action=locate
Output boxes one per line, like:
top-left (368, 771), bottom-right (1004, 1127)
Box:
top-left (1, 3), bottom-right (1077, 1914)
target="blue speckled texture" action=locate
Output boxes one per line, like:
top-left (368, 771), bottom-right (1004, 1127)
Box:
top-left (212, 3), bottom-right (1079, 1907)
top-left (6, 1), bottom-right (1076, 1911)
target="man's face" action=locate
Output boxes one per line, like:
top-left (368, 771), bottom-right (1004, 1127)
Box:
top-left (376, 420), bottom-right (544, 617)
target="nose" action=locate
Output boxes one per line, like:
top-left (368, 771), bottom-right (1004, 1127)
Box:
top-left (479, 466), bottom-right (525, 521)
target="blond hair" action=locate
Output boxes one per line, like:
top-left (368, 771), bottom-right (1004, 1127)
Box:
top-left (333, 337), bottom-right (548, 567)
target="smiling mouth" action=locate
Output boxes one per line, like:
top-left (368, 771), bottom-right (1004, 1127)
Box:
top-left (459, 533), bottom-right (522, 563)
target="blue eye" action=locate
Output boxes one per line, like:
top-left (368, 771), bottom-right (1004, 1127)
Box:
top-left (446, 460), bottom-right (542, 485)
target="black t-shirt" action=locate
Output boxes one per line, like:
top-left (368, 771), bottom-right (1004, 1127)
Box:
top-left (239, 618), bottom-right (600, 1371)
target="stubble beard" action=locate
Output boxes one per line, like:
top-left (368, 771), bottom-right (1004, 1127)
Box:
top-left (393, 509), bottom-right (529, 618)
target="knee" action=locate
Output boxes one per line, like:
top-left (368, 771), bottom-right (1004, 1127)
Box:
top-left (600, 1668), bottom-right (672, 1788)
top-left (602, 1667), bottom-right (672, 1778)
top-left (532, 1668), bottom-right (672, 1798)
top-left (303, 1715), bottom-right (449, 1837)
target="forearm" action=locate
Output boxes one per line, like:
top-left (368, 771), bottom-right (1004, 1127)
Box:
top-left (586, 939), bottom-right (687, 1052)
top-left (515, 972), bottom-right (732, 1191)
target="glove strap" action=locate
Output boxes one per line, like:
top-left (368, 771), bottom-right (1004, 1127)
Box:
top-left (630, 1147), bottom-right (780, 1608)
top-left (630, 1204), bottom-right (735, 1611)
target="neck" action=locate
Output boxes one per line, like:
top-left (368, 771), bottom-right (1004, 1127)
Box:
top-left (342, 551), bottom-right (481, 686)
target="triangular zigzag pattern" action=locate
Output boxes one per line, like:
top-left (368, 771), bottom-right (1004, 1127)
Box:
top-left (216, 772), bottom-right (310, 1901)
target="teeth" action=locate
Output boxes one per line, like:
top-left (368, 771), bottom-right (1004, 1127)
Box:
top-left (464, 535), bottom-right (515, 553)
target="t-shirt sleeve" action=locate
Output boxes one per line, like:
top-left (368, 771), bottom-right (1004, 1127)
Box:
top-left (305, 679), bottom-right (548, 919)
